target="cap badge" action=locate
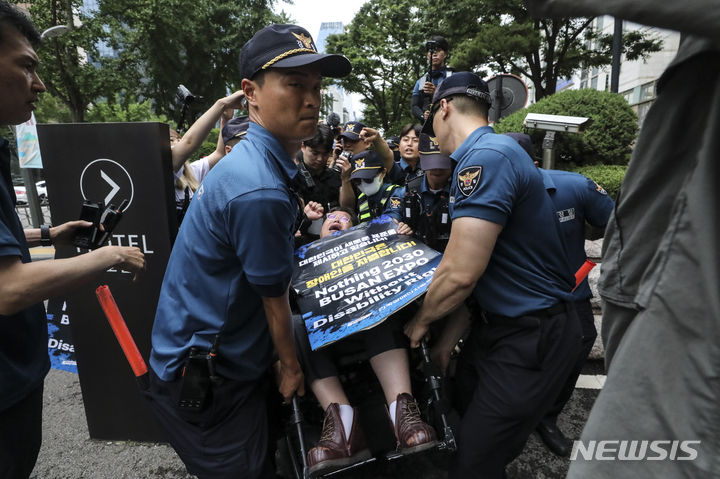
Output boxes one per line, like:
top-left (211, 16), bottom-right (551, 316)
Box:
top-left (430, 137), bottom-right (439, 146)
top-left (292, 32), bottom-right (315, 51)
top-left (354, 158), bottom-right (365, 169)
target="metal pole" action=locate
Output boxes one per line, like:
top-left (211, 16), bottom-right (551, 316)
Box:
top-left (21, 167), bottom-right (43, 227)
top-left (542, 131), bottom-right (556, 170)
top-left (610, 18), bottom-right (623, 93)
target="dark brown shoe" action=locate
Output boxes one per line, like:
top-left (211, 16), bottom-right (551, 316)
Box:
top-left (392, 393), bottom-right (438, 454)
top-left (307, 403), bottom-right (371, 476)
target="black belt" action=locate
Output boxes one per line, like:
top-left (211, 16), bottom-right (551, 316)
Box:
top-left (484, 302), bottom-right (570, 322)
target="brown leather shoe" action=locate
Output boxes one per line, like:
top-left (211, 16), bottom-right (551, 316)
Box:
top-left (392, 393), bottom-right (438, 454)
top-left (307, 403), bottom-right (371, 476)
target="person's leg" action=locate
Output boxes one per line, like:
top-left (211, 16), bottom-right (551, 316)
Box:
top-left (369, 348), bottom-right (411, 404)
top-left (144, 369), bottom-right (271, 479)
top-left (0, 383), bottom-right (43, 479)
top-left (310, 376), bottom-right (351, 410)
top-left (538, 299), bottom-right (597, 455)
top-left (453, 309), bottom-right (582, 479)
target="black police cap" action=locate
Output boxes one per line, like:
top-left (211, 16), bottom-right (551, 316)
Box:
top-left (238, 24), bottom-right (351, 80)
top-left (421, 71), bottom-right (492, 136)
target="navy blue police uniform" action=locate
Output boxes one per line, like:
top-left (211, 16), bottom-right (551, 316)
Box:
top-left (349, 151), bottom-right (403, 223)
top-left (419, 72), bottom-right (584, 477)
top-left (449, 127), bottom-right (583, 477)
top-left (0, 137), bottom-right (48, 479)
top-left (387, 156), bottom-right (424, 186)
top-left (145, 24), bottom-right (351, 479)
top-left (538, 169), bottom-right (614, 428)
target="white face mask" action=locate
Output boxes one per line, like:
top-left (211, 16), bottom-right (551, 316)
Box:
top-left (357, 175), bottom-right (384, 196)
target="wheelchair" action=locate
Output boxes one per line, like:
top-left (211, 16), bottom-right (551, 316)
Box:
top-left (274, 305), bottom-right (458, 479)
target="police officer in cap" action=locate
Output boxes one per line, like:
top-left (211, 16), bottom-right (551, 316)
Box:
top-left (346, 150), bottom-right (403, 223)
top-left (505, 132), bottom-right (614, 457)
top-left (404, 72), bottom-right (582, 478)
top-left (393, 133), bottom-right (452, 252)
top-left (146, 24), bottom-right (351, 479)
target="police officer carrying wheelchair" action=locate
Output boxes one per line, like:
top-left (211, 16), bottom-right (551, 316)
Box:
top-left (404, 72), bottom-right (583, 478)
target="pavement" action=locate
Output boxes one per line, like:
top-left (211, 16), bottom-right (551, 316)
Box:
top-left (31, 365), bottom-right (602, 479)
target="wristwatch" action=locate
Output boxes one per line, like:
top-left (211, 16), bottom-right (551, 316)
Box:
top-left (40, 224), bottom-right (52, 246)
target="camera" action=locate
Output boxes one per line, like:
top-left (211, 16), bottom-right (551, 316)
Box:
top-left (332, 150), bottom-right (352, 173)
top-left (73, 199), bottom-right (128, 250)
top-left (426, 40), bottom-right (439, 53)
top-left (176, 84), bottom-right (203, 105)
top-left (523, 113), bottom-right (592, 134)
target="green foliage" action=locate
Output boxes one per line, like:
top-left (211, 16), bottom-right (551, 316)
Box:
top-left (416, 0), bottom-right (663, 100)
top-left (14, 0), bottom-right (136, 122)
top-left (85, 95), bottom-right (169, 123)
top-left (102, 0), bottom-right (284, 126)
top-left (325, 0), bottom-right (426, 133)
top-left (494, 89), bottom-right (638, 168)
top-left (571, 164), bottom-right (627, 199)
top-left (34, 93), bottom-right (73, 124)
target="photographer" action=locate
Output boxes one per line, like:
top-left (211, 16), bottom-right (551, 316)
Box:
top-left (411, 36), bottom-right (452, 122)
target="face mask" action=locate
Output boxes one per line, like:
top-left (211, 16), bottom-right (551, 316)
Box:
top-left (358, 175), bottom-right (383, 196)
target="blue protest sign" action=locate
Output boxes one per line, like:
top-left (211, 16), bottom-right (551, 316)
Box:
top-left (293, 216), bottom-right (441, 350)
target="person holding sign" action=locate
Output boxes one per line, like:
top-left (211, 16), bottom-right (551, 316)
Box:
top-left (404, 72), bottom-right (582, 478)
top-left (292, 214), bottom-right (438, 477)
top-left (146, 24), bottom-right (351, 479)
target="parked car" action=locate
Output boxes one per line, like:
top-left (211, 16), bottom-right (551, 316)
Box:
top-left (13, 181), bottom-right (48, 205)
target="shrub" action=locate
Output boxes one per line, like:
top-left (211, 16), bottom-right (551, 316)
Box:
top-left (494, 89), bottom-right (638, 169)
top-left (571, 164), bottom-right (627, 200)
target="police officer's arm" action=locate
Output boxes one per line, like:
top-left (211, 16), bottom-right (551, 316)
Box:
top-left (228, 189), bottom-right (304, 400)
top-left (262, 291), bottom-right (305, 402)
top-left (405, 216), bottom-right (502, 347)
top-left (171, 90), bottom-right (245, 172)
top-left (0, 246), bottom-right (145, 316)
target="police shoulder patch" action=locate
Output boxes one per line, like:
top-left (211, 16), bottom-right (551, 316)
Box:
top-left (593, 181), bottom-right (607, 195)
top-left (389, 197), bottom-right (402, 208)
top-left (456, 166), bottom-right (482, 197)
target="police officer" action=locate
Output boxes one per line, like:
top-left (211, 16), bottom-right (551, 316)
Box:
top-left (505, 132), bottom-right (615, 456)
top-left (344, 150), bottom-right (403, 223)
top-left (403, 72), bottom-right (582, 478)
top-left (146, 24), bottom-right (351, 479)
top-left (411, 35), bottom-right (453, 122)
top-left (393, 133), bottom-right (452, 252)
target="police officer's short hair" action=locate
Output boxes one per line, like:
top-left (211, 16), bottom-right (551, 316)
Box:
top-left (400, 123), bottom-right (422, 138)
top-left (328, 206), bottom-right (358, 226)
top-left (0, 2), bottom-right (41, 47)
top-left (303, 124), bottom-right (334, 152)
top-left (450, 94), bottom-right (490, 120)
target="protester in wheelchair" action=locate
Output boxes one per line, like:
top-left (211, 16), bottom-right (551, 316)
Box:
top-left (292, 207), bottom-right (438, 476)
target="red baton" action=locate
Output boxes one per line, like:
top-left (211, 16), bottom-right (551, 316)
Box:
top-left (572, 259), bottom-right (596, 292)
top-left (95, 285), bottom-right (148, 383)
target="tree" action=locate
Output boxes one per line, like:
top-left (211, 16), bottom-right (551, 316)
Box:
top-left (418, 0), bottom-right (663, 100)
top-left (15, 0), bottom-right (137, 122)
top-left (101, 0), bottom-right (286, 126)
top-left (325, 0), bottom-right (428, 133)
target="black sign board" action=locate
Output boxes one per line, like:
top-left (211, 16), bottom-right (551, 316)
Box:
top-left (38, 122), bottom-right (176, 441)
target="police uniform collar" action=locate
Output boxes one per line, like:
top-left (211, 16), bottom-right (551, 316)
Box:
top-left (421, 175), bottom-right (450, 194)
top-left (399, 157), bottom-right (419, 172)
top-left (368, 181), bottom-right (393, 200)
top-left (538, 168), bottom-right (557, 193)
top-left (246, 122), bottom-right (299, 181)
top-left (449, 126), bottom-right (495, 163)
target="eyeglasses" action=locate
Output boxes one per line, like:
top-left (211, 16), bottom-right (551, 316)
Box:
top-left (327, 213), bottom-right (351, 223)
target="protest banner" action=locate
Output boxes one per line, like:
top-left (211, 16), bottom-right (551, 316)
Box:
top-left (293, 216), bottom-right (441, 350)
